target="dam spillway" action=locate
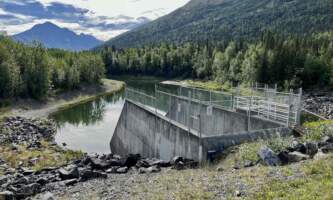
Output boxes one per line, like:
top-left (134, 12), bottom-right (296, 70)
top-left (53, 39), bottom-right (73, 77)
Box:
top-left (111, 84), bottom-right (301, 162)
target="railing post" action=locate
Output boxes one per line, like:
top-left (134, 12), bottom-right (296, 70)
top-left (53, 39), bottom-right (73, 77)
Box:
top-left (188, 91), bottom-right (192, 132)
top-left (287, 105), bottom-right (291, 127)
top-left (155, 84), bottom-right (158, 115)
top-left (169, 94), bottom-right (172, 123)
top-left (248, 97), bottom-right (252, 131)
top-left (198, 113), bottom-right (203, 162)
top-left (297, 88), bottom-right (303, 125)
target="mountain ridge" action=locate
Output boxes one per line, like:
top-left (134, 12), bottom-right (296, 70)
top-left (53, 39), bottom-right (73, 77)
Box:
top-left (13, 22), bottom-right (103, 51)
top-left (102, 0), bottom-right (333, 48)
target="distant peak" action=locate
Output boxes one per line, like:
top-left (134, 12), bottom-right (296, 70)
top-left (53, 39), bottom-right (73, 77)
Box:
top-left (38, 22), bottom-right (58, 27)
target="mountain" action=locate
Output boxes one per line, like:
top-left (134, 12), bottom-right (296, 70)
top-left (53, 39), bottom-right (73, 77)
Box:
top-left (103, 0), bottom-right (333, 48)
top-left (13, 22), bottom-right (102, 51)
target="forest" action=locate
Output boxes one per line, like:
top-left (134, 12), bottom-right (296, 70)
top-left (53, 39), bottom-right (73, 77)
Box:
top-left (105, 0), bottom-right (333, 48)
top-left (1, 30), bottom-right (333, 103)
top-left (100, 31), bottom-right (333, 89)
top-left (0, 36), bottom-right (105, 101)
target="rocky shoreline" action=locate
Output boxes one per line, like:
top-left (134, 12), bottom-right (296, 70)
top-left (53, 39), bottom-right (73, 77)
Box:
top-left (303, 92), bottom-right (333, 119)
top-left (0, 117), bottom-right (197, 199)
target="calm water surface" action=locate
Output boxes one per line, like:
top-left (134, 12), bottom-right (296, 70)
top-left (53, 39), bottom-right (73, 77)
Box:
top-left (51, 76), bottom-right (163, 154)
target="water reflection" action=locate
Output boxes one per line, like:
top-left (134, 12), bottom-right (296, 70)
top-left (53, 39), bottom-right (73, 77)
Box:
top-left (51, 76), bottom-right (164, 154)
top-left (52, 91), bottom-right (124, 127)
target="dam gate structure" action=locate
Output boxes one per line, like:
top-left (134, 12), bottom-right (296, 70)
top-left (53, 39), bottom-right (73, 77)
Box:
top-left (111, 84), bottom-right (302, 162)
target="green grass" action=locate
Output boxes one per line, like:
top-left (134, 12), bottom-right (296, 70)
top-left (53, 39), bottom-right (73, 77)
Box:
top-left (302, 120), bottom-right (333, 142)
top-left (256, 154), bottom-right (333, 200)
top-left (221, 136), bottom-right (293, 168)
top-left (0, 140), bottom-right (84, 171)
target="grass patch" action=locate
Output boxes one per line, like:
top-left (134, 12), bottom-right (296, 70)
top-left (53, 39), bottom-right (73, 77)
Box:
top-left (132, 170), bottom-right (216, 200)
top-left (221, 136), bottom-right (293, 168)
top-left (302, 120), bottom-right (333, 141)
top-left (256, 155), bottom-right (333, 200)
top-left (0, 141), bottom-right (84, 171)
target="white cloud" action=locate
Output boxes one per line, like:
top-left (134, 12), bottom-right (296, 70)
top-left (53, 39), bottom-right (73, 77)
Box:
top-left (37, 0), bottom-right (189, 18)
top-left (0, 0), bottom-right (190, 41)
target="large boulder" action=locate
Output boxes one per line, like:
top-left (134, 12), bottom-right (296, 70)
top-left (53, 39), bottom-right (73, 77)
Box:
top-left (258, 146), bottom-right (280, 166)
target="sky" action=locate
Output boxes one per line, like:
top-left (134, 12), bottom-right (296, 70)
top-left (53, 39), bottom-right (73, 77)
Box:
top-left (0, 0), bottom-right (190, 41)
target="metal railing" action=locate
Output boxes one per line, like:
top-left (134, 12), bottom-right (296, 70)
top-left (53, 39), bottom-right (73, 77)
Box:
top-left (125, 84), bottom-right (301, 136)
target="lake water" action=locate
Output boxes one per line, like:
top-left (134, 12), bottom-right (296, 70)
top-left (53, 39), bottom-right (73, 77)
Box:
top-left (50, 76), bottom-right (163, 154)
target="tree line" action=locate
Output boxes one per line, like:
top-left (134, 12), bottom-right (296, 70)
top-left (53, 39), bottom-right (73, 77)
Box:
top-left (100, 31), bottom-right (333, 89)
top-left (0, 37), bottom-right (105, 101)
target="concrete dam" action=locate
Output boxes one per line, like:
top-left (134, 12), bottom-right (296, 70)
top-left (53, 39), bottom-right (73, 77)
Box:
top-left (111, 84), bottom-right (301, 162)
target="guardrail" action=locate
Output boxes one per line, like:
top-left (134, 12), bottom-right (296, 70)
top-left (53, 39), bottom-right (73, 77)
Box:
top-left (126, 85), bottom-right (301, 128)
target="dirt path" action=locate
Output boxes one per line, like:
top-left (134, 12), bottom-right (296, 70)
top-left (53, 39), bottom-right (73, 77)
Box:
top-left (1, 79), bottom-right (125, 119)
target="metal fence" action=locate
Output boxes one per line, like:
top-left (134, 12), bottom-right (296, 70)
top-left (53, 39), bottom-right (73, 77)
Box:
top-left (125, 84), bottom-right (301, 137)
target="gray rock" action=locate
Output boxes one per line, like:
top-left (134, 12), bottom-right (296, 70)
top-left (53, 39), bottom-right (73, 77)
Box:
top-left (258, 146), bottom-right (280, 166)
top-left (151, 160), bottom-right (171, 168)
top-left (147, 166), bottom-right (161, 173)
top-left (171, 156), bottom-right (183, 165)
top-left (116, 167), bottom-right (128, 174)
top-left (106, 167), bottom-right (118, 174)
top-left (62, 179), bottom-right (78, 186)
top-left (286, 152), bottom-right (309, 163)
top-left (174, 161), bottom-right (185, 170)
top-left (287, 141), bottom-right (305, 152)
top-left (18, 183), bottom-right (42, 196)
top-left (36, 177), bottom-right (49, 186)
top-left (79, 169), bottom-right (107, 181)
top-left (58, 165), bottom-right (79, 180)
top-left (88, 157), bottom-right (113, 170)
top-left (321, 135), bottom-right (333, 144)
top-left (0, 176), bottom-right (8, 185)
top-left (122, 154), bottom-right (141, 168)
top-left (138, 166), bottom-right (161, 174)
top-left (304, 142), bottom-right (318, 156)
top-left (321, 143), bottom-right (333, 153)
top-left (244, 160), bottom-right (255, 168)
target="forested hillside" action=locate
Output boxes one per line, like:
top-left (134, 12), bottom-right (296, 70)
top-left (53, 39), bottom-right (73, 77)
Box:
top-left (0, 37), bottom-right (105, 101)
top-left (104, 0), bottom-right (333, 48)
top-left (100, 31), bottom-right (333, 89)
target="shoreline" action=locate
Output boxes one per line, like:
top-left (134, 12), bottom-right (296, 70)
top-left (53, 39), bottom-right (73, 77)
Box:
top-left (0, 79), bottom-right (125, 119)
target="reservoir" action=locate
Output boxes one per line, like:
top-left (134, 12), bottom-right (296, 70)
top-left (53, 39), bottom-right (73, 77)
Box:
top-left (50, 76), bottom-right (162, 154)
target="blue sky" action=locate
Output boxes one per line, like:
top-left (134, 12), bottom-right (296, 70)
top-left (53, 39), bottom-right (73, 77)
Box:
top-left (0, 0), bottom-right (189, 40)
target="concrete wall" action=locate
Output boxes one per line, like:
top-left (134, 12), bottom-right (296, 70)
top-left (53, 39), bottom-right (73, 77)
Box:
top-left (111, 100), bottom-right (202, 161)
top-left (167, 96), bottom-right (281, 137)
top-left (111, 100), bottom-right (291, 162)
top-left (202, 127), bottom-right (291, 152)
